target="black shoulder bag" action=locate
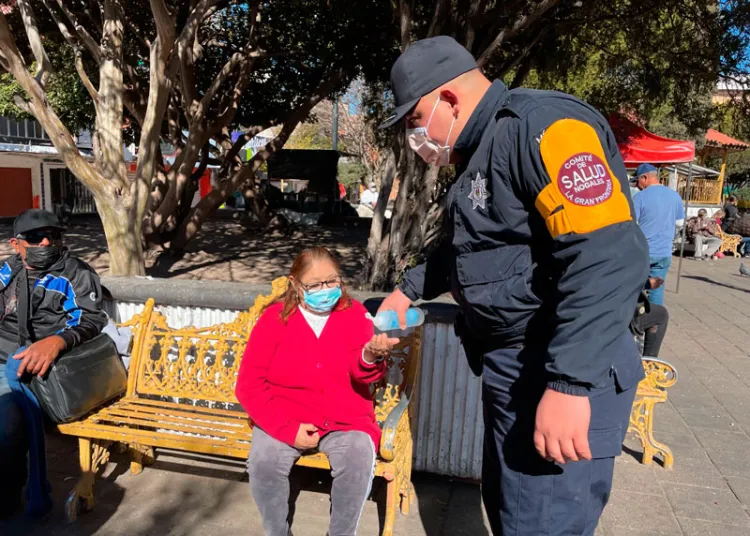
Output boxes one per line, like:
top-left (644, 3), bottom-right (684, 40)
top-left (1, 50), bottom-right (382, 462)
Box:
top-left (17, 269), bottom-right (127, 423)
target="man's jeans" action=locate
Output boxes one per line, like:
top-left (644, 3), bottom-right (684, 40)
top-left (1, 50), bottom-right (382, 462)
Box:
top-left (648, 256), bottom-right (671, 306)
top-left (0, 363), bottom-right (28, 510)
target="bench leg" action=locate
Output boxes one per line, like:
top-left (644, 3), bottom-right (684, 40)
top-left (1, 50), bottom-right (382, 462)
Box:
top-left (382, 477), bottom-right (398, 536)
top-left (629, 396), bottom-right (674, 469)
top-left (398, 438), bottom-right (414, 516)
top-left (400, 481), bottom-right (415, 515)
top-left (65, 439), bottom-right (111, 522)
top-left (129, 444), bottom-right (155, 475)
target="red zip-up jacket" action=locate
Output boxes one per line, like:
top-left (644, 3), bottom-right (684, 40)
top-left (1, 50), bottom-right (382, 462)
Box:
top-left (235, 300), bottom-right (386, 449)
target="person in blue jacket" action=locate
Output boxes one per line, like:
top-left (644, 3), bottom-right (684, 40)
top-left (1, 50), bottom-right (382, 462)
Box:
top-left (378, 36), bottom-right (649, 535)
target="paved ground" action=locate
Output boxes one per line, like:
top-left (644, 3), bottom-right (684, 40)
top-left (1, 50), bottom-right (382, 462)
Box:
top-left (0, 217), bottom-right (370, 285)
top-left (3, 254), bottom-right (750, 535)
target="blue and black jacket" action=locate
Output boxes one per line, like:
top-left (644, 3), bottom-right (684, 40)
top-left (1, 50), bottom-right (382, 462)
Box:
top-left (399, 80), bottom-right (649, 395)
top-left (0, 250), bottom-right (107, 360)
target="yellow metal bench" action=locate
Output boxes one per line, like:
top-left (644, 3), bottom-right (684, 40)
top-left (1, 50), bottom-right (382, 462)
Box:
top-left (58, 277), bottom-right (422, 536)
top-left (628, 358), bottom-right (678, 468)
top-left (718, 227), bottom-right (742, 257)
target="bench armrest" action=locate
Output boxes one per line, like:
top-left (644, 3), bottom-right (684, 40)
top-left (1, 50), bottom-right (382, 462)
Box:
top-left (379, 394), bottom-right (410, 462)
top-left (641, 357), bottom-right (678, 389)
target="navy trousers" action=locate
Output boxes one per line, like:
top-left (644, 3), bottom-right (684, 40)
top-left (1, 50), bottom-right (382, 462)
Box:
top-left (480, 345), bottom-right (638, 535)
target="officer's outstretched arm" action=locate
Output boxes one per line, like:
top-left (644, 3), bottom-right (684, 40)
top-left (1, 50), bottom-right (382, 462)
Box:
top-left (514, 116), bottom-right (649, 394)
top-left (399, 233), bottom-right (453, 302)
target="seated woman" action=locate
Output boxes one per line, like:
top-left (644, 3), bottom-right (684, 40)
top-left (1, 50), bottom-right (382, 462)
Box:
top-left (235, 247), bottom-right (397, 536)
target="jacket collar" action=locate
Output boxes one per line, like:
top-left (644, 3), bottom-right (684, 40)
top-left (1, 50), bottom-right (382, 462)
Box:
top-left (453, 80), bottom-right (509, 161)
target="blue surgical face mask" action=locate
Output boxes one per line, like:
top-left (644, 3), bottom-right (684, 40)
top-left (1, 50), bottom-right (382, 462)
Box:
top-left (303, 287), bottom-right (342, 313)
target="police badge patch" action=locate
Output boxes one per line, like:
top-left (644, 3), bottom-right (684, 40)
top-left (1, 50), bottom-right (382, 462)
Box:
top-left (468, 173), bottom-right (490, 210)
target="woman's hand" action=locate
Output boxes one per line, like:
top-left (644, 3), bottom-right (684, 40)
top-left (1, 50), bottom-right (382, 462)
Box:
top-left (294, 423), bottom-right (320, 450)
top-left (364, 333), bottom-right (400, 363)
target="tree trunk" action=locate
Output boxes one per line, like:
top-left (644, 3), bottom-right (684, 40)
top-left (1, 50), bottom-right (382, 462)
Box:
top-left (363, 140), bottom-right (444, 291)
top-left (97, 196), bottom-right (146, 276)
top-left (364, 140), bottom-right (400, 289)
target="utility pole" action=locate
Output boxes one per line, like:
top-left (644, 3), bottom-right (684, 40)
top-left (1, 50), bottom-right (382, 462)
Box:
top-left (332, 100), bottom-right (339, 151)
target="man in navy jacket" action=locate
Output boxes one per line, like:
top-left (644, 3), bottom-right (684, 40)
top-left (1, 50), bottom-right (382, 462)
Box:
top-left (379, 36), bottom-right (648, 535)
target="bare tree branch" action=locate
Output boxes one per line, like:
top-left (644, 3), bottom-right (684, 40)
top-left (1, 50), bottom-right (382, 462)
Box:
top-left (12, 94), bottom-right (32, 115)
top-left (15, 0), bottom-right (53, 86)
top-left (495, 24), bottom-right (547, 78)
top-left (428, 0), bottom-right (451, 37)
top-left (477, 0), bottom-right (560, 67)
top-left (76, 54), bottom-right (101, 103)
top-left (95, 0), bottom-right (129, 191)
top-left (149, 0), bottom-right (173, 44)
top-left (55, 0), bottom-right (103, 64)
top-left (175, 0), bottom-right (222, 117)
top-left (398, 0), bottom-right (413, 51)
top-left (133, 0), bottom-right (178, 213)
top-left (40, 0), bottom-right (102, 104)
top-left (464, 0), bottom-right (489, 51)
top-left (0, 10), bottom-right (108, 198)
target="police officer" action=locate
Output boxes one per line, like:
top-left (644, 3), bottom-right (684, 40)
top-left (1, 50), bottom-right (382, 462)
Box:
top-left (378, 36), bottom-right (649, 535)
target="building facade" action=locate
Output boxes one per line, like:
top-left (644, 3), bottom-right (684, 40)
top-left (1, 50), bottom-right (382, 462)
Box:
top-left (0, 115), bottom-right (95, 219)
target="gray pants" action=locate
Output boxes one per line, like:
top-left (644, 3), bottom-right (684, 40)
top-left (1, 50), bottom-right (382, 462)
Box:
top-left (247, 427), bottom-right (376, 536)
top-left (693, 235), bottom-right (722, 258)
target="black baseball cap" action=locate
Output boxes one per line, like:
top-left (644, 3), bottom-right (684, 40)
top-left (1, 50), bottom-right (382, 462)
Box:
top-left (13, 209), bottom-right (66, 238)
top-left (379, 36), bottom-right (478, 129)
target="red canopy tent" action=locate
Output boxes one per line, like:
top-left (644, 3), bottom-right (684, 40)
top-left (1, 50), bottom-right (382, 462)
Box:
top-left (609, 114), bottom-right (695, 165)
top-left (608, 114), bottom-right (698, 294)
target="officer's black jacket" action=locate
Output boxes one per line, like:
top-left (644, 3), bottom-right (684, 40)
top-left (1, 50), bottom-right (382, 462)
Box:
top-left (400, 81), bottom-right (649, 395)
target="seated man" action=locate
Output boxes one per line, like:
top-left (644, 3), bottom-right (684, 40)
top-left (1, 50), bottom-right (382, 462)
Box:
top-left (357, 182), bottom-right (379, 218)
top-left (687, 209), bottom-right (722, 260)
top-left (632, 277), bottom-right (669, 358)
top-left (0, 209), bottom-right (107, 519)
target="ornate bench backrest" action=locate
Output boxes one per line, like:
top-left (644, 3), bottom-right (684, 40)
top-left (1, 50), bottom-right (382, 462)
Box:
top-left (127, 278), bottom-right (289, 407)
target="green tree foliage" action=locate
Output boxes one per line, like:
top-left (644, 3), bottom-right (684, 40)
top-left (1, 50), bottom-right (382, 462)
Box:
top-left (0, 42), bottom-right (94, 133)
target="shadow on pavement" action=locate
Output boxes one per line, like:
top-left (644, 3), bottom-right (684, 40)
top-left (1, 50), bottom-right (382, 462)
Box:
top-left (413, 472), bottom-right (489, 536)
top-left (0, 432), bottom-right (127, 536)
top-left (682, 275), bottom-right (750, 294)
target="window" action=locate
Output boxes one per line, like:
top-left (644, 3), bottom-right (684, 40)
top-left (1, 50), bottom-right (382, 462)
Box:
top-left (0, 116), bottom-right (47, 140)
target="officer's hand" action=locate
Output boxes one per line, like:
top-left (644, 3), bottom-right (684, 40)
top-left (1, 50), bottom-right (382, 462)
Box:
top-left (534, 388), bottom-right (592, 464)
top-left (14, 335), bottom-right (67, 378)
top-left (377, 288), bottom-right (412, 330)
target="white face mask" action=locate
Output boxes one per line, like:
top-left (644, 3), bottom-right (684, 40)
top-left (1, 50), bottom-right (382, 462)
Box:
top-left (406, 97), bottom-right (455, 167)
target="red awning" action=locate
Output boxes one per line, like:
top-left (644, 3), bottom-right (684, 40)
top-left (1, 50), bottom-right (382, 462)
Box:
top-left (609, 114), bottom-right (695, 165)
top-left (705, 128), bottom-right (749, 150)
